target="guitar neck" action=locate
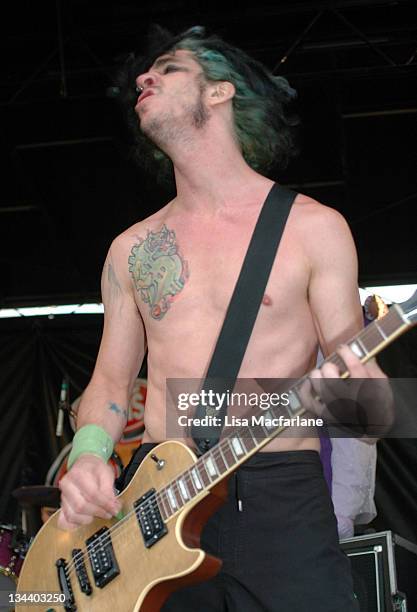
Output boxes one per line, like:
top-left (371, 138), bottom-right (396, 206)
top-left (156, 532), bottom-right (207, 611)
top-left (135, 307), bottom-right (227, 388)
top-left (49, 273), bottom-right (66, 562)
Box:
top-left (156, 302), bottom-right (412, 522)
top-left (319, 303), bottom-right (410, 377)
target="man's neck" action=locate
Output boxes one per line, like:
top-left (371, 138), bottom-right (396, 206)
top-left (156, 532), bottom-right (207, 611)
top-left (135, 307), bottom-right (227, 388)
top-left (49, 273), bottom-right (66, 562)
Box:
top-left (168, 130), bottom-right (272, 215)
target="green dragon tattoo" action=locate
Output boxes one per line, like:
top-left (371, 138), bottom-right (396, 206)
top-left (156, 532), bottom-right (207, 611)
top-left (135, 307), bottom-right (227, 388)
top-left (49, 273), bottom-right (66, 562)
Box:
top-left (128, 224), bottom-right (189, 320)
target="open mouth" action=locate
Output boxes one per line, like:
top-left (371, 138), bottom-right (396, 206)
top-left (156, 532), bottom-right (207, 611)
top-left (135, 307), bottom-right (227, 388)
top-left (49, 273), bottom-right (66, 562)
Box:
top-left (137, 90), bottom-right (155, 105)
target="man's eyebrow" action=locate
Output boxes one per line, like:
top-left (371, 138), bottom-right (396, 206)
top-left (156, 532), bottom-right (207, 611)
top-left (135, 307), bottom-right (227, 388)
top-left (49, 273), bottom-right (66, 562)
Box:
top-left (152, 55), bottom-right (187, 70)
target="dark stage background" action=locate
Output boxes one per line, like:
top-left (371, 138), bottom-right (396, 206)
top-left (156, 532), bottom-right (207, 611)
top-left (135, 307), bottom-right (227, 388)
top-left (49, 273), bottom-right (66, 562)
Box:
top-left (1, 0), bottom-right (416, 549)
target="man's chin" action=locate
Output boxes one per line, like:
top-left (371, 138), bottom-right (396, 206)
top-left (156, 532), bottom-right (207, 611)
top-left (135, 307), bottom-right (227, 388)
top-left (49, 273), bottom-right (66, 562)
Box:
top-left (138, 122), bottom-right (169, 155)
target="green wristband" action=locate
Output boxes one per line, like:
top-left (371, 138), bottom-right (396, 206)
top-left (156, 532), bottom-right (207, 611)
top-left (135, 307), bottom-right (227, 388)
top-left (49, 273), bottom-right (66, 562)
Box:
top-left (67, 424), bottom-right (114, 469)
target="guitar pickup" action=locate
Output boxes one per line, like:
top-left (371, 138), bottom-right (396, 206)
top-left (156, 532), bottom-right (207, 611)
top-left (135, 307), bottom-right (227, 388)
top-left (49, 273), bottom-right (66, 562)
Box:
top-left (134, 488), bottom-right (167, 548)
top-left (86, 527), bottom-right (120, 588)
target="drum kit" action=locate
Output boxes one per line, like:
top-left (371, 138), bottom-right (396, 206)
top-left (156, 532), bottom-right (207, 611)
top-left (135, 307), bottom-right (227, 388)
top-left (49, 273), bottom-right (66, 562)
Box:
top-left (0, 524), bottom-right (25, 584)
top-left (0, 524), bottom-right (28, 606)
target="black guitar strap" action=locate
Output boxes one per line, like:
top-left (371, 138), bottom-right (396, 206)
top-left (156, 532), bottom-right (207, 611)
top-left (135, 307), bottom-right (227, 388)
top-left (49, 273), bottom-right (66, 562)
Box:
top-left (192, 183), bottom-right (297, 455)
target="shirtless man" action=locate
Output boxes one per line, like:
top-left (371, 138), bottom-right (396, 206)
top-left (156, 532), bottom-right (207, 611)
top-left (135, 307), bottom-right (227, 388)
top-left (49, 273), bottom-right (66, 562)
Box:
top-left (58, 28), bottom-right (385, 610)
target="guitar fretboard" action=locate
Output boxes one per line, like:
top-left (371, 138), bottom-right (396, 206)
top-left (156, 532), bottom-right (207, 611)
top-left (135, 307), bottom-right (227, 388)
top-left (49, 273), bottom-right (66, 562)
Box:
top-left (143, 304), bottom-right (409, 522)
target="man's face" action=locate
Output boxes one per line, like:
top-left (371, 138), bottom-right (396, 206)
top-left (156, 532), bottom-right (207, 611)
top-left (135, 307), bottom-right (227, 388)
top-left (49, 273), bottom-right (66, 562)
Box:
top-left (134, 49), bottom-right (210, 148)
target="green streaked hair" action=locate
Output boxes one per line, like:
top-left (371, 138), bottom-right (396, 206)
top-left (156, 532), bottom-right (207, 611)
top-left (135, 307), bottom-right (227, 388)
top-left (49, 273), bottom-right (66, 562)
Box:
top-left (117, 26), bottom-right (299, 183)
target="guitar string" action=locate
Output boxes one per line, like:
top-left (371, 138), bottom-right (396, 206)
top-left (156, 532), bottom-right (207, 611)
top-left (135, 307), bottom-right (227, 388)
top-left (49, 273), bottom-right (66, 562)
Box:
top-left (64, 315), bottom-right (397, 578)
top-left (66, 390), bottom-right (374, 575)
top-left (65, 348), bottom-right (387, 577)
top-left (64, 428), bottom-right (257, 578)
top-left (64, 316), bottom-right (395, 577)
top-left (64, 389), bottom-right (305, 579)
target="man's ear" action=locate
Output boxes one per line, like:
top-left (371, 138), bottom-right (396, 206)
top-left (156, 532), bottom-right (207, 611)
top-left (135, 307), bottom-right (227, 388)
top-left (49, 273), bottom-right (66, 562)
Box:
top-left (207, 81), bottom-right (235, 106)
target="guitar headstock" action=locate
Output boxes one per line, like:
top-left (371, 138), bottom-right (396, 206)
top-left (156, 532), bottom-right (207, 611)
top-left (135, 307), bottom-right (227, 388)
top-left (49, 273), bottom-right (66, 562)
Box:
top-left (398, 289), bottom-right (417, 324)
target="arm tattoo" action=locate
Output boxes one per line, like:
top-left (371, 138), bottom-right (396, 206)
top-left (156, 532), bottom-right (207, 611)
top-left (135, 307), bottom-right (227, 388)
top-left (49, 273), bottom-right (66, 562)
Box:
top-left (107, 259), bottom-right (122, 300)
top-left (128, 224), bottom-right (189, 320)
top-left (107, 402), bottom-right (128, 420)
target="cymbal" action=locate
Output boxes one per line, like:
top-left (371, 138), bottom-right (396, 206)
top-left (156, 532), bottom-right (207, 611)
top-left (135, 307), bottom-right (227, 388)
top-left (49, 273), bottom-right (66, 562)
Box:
top-left (12, 485), bottom-right (61, 507)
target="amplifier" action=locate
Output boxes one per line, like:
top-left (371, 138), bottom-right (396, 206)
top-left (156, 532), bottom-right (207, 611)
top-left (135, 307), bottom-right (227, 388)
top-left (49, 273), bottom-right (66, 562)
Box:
top-left (340, 531), bottom-right (417, 612)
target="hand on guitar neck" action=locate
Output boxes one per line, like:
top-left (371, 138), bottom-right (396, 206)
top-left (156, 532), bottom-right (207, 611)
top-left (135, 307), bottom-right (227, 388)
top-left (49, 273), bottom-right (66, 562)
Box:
top-left (300, 343), bottom-right (394, 441)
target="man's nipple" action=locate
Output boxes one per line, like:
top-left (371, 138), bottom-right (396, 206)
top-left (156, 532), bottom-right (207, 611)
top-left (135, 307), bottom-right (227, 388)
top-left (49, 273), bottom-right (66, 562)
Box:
top-left (262, 294), bottom-right (272, 306)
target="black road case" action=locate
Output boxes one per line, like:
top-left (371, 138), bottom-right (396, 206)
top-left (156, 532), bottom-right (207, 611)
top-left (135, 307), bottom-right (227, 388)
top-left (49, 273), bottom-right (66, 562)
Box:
top-left (341, 531), bottom-right (417, 612)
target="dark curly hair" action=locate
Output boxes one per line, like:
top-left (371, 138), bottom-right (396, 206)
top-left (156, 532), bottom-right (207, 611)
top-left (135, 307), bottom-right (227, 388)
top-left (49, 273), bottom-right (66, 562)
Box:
top-left (116, 26), bottom-right (299, 183)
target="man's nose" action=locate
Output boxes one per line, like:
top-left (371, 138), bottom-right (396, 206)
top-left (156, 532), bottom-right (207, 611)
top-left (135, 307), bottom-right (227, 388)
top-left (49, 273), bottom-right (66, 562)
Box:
top-left (136, 72), bottom-right (157, 90)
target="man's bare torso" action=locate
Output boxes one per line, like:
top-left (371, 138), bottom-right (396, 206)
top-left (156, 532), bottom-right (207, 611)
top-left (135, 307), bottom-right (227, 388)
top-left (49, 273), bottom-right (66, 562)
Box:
top-left (118, 185), bottom-right (334, 453)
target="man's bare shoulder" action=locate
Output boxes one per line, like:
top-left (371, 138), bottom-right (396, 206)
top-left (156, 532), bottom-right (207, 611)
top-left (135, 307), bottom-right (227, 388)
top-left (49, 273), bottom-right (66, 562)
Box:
top-left (292, 193), bottom-right (357, 269)
top-left (111, 200), bottom-right (174, 255)
top-left (292, 193), bottom-right (348, 228)
top-left (292, 193), bottom-right (352, 244)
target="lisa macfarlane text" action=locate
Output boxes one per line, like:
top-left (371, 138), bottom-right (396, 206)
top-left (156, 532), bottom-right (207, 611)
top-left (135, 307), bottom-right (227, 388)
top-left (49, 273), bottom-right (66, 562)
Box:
top-left (177, 414), bottom-right (324, 428)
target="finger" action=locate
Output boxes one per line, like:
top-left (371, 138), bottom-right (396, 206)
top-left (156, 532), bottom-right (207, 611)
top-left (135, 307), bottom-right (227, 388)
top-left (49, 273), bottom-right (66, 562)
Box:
top-left (309, 368), bottom-right (322, 380)
top-left (77, 472), bottom-right (119, 516)
top-left (310, 366), bottom-right (343, 407)
top-left (63, 480), bottom-right (113, 520)
top-left (307, 372), bottom-right (325, 402)
top-left (319, 361), bottom-right (342, 379)
top-left (57, 508), bottom-right (83, 531)
top-left (61, 462), bottom-right (119, 516)
top-left (336, 344), bottom-right (369, 378)
top-left (297, 377), bottom-right (326, 418)
top-left (97, 470), bottom-right (121, 514)
top-left (363, 358), bottom-right (387, 379)
top-left (60, 498), bottom-right (95, 528)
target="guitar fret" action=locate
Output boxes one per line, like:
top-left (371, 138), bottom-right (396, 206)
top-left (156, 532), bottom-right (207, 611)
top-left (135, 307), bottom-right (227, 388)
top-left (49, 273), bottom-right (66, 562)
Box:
top-left (166, 486), bottom-right (178, 511)
top-left (231, 436), bottom-right (245, 457)
top-left (330, 353), bottom-right (347, 374)
top-left (381, 307), bottom-right (407, 336)
top-left (359, 309), bottom-right (403, 354)
top-left (349, 339), bottom-right (365, 358)
top-left (262, 410), bottom-right (276, 432)
top-left (259, 421), bottom-right (270, 437)
top-left (238, 436), bottom-right (248, 453)
top-left (360, 327), bottom-right (383, 354)
top-left (374, 320), bottom-right (388, 340)
top-left (227, 437), bottom-right (239, 463)
top-left (214, 446), bottom-right (228, 473)
top-left (241, 431), bottom-right (256, 452)
top-left (175, 481), bottom-right (186, 506)
top-left (287, 390), bottom-right (302, 416)
top-left (177, 477), bottom-right (190, 501)
top-left (222, 440), bottom-right (237, 467)
top-left (184, 471), bottom-right (197, 497)
top-left (191, 467), bottom-right (203, 491)
top-left (218, 444), bottom-right (229, 469)
top-left (247, 426), bottom-right (257, 445)
top-left (197, 462), bottom-right (211, 488)
top-left (204, 455), bottom-right (218, 479)
top-left (250, 421), bottom-right (267, 444)
top-left (160, 492), bottom-right (169, 519)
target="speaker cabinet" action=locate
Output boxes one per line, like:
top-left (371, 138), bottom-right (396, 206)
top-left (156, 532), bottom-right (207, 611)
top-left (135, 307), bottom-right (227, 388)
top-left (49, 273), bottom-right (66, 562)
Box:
top-left (341, 531), bottom-right (417, 612)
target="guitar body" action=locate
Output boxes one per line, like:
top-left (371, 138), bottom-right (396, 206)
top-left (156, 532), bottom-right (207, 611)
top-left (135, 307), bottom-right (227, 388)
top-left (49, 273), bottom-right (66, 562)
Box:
top-left (16, 441), bottom-right (226, 611)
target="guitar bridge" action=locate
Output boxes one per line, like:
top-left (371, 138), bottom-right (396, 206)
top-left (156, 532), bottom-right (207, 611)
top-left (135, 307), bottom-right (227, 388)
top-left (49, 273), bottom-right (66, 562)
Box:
top-left (134, 488), bottom-right (167, 548)
top-left (86, 527), bottom-right (120, 588)
top-left (56, 558), bottom-right (76, 611)
top-left (72, 548), bottom-right (92, 595)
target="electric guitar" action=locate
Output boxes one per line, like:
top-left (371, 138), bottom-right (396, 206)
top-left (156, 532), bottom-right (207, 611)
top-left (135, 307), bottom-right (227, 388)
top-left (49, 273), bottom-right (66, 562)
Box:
top-left (16, 291), bottom-right (417, 611)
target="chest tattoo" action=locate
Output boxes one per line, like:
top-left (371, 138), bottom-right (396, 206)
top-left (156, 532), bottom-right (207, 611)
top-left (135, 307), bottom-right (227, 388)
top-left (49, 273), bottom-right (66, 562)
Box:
top-left (128, 224), bottom-right (189, 320)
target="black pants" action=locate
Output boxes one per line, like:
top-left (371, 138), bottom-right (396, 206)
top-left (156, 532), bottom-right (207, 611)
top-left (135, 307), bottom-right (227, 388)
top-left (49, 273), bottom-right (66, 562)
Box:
top-left (120, 444), bottom-right (359, 612)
